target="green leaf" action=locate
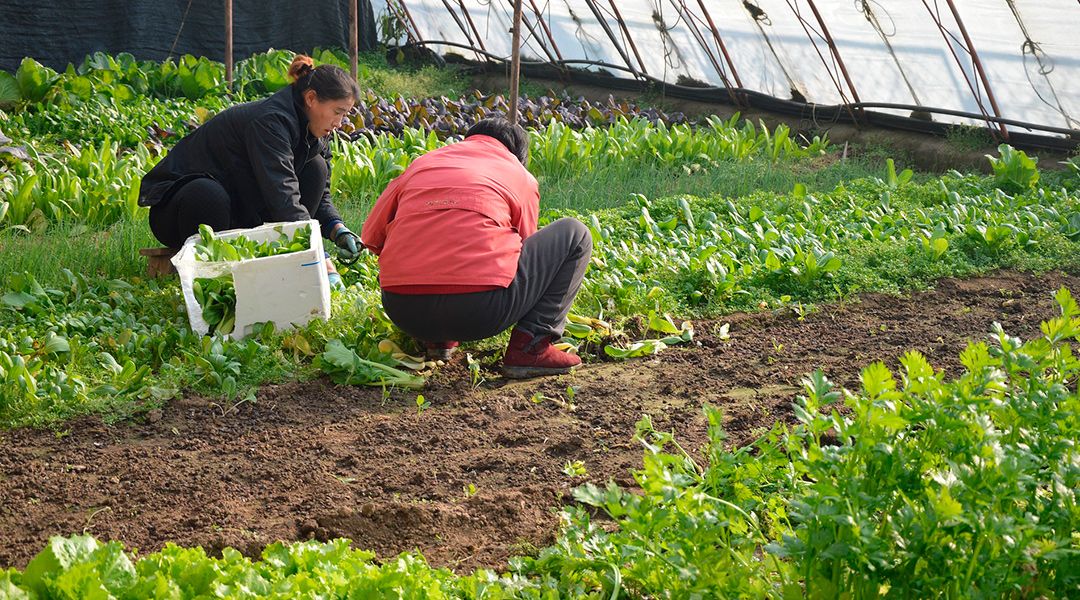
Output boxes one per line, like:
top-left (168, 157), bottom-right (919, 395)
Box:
top-left (43, 331), bottom-right (70, 354)
top-left (22, 535), bottom-right (100, 596)
top-left (869, 409), bottom-right (908, 432)
top-left (15, 57), bottom-right (58, 103)
top-left (1055, 286), bottom-right (1079, 319)
top-left (648, 313), bottom-right (681, 335)
top-left (0, 569), bottom-right (29, 599)
top-left (604, 339), bottom-right (666, 359)
top-left (927, 487), bottom-right (963, 523)
top-left (764, 250), bottom-right (782, 271)
top-left (860, 361), bottom-right (896, 399)
top-left (2, 291), bottom-right (37, 309)
top-left (0, 70), bottom-right (19, 108)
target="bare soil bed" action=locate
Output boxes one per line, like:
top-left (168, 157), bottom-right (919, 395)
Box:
top-left (1, 270), bottom-right (1076, 572)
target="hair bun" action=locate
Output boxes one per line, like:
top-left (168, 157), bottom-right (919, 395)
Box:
top-left (288, 55), bottom-right (316, 81)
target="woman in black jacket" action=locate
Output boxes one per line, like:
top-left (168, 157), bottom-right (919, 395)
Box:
top-left (138, 55), bottom-right (362, 284)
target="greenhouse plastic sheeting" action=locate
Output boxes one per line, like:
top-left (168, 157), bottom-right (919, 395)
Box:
top-left (378, 0), bottom-right (1079, 134)
top-left (0, 0), bottom-right (376, 74)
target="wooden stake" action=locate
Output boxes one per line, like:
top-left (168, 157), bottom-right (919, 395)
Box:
top-left (350, 0), bottom-right (359, 80)
top-left (225, 0), bottom-right (233, 90)
top-left (508, 0), bottom-right (524, 124)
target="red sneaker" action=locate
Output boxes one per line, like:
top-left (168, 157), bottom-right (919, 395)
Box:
top-left (502, 328), bottom-right (581, 379)
top-left (423, 341), bottom-right (459, 361)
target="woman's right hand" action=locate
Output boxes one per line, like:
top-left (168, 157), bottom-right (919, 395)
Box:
top-left (331, 223), bottom-right (362, 262)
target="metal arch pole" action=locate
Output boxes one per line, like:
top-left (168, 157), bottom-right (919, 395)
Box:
top-left (695, 0), bottom-right (745, 89)
top-left (509, 0), bottom-right (524, 123)
top-left (784, 0), bottom-right (859, 121)
top-left (581, 0), bottom-right (644, 80)
top-left (920, 0), bottom-right (1007, 139)
top-left (458, 0), bottom-right (490, 55)
top-left (527, 0), bottom-right (566, 63)
top-left (394, 1), bottom-right (424, 46)
top-left (439, 0), bottom-right (487, 63)
top-left (668, 0), bottom-right (740, 106)
top-left (350, 0), bottom-right (359, 80)
top-left (942, 0), bottom-right (1010, 140)
top-left (606, 0), bottom-right (649, 76)
top-left (505, 0), bottom-right (562, 66)
top-left (225, 0), bottom-right (233, 90)
top-left (803, 0), bottom-right (863, 118)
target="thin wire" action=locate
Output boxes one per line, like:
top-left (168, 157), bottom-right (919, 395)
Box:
top-left (857, 0), bottom-right (922, 106)
top-left (785, 0), bottom-right (852, 106)
top-left (744, 1), bottom-right (800, 98)
top-left (650, 0), bottom-right (685, 71)
top-left (167, 0), bottom-right (196, 61)
top-left (922, 0), bottom-right (994, 124)
top-left (1004, 0), bottom-right (1078, 128)
top-left (562, 0), bottom-right (605, 61)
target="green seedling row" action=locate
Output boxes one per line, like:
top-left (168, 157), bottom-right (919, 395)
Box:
top-left (3, 154), bottom-right (1078, 428)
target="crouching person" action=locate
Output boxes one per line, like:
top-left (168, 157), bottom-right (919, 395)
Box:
top-left (360, 118), bottom-right (592, 378)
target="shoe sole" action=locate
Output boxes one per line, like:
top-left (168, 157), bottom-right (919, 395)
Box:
top-left (425, 349), bottom-right (457, 361)
top-left (501, 365), bottom-right (576, 379)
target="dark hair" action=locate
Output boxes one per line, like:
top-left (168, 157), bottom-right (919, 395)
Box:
top-left (465, 117), bottom-right (529, 165)
top-left (288, 54), bottom-right (360, 102)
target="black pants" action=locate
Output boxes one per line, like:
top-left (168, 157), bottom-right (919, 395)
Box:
top-left (382, 218), bottom-right (593, 342)
top-left (148, 155), bottom-right (328, 248)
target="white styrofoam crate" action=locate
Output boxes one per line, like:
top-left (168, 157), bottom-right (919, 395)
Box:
top-left (172, 219), bottom-right (331, 340)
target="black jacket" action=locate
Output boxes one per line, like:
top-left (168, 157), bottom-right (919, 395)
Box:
top-left (138, 86), bottom-right (342, 236)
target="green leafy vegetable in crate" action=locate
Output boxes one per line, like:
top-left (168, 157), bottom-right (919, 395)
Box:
top-left (191, 224), bottom-right (313, 336)
top-left (192, 276), bottom-right (236, 335)
top-left (194, 223), bottom-right (312, 262)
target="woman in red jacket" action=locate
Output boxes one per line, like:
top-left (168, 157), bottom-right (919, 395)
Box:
top-left (361, 118), bottom-right (592, 378)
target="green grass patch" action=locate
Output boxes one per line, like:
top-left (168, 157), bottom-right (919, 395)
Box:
top-left (0, 219), bottom-right (153, 287)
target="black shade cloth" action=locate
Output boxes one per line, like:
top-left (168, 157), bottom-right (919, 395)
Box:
top-left (0, 0), bottom-right (376, 73)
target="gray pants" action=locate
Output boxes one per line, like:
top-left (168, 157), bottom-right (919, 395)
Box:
top-left (382, 217), bottom-right (593, 342)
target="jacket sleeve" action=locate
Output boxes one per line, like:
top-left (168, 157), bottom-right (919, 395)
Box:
top-left (314, 143), bottom-right (343, 238)
top-left (360, 173), bottom-right (405, 256)
top-left (244, 115), bottom-right (310, 223)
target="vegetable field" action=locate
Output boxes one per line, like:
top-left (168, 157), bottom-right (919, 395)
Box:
top-left (2, 50), bottom-right (1079, 598)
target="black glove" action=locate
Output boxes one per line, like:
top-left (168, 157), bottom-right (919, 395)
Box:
top-left (332, 225), bottom-right (362, 263)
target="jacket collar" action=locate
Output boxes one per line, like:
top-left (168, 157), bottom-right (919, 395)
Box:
top-left (289, 85), bottom-right (318, 146)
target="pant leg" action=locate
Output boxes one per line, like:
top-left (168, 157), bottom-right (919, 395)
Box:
top-left (502, 217), bottom-right (593, 338)
top-left (297, 154), bottom-right (328, 217)
top-left (381, 217), bottom-right (592, 342)
top-left (148, 178), bottom-right (231, 248)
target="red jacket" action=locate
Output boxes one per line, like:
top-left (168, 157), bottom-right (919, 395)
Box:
top-left (360, 135), bottom-right (539, 292)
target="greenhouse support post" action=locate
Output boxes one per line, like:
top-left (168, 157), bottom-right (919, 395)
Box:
top-left (441, 0), bottom-right (486, 63)
top-left (459, 0), bottom-right (489, 55)
top-left (509, 0), bottom-right (524, 123)
top-left (350, 0), bottom-right (358, 80)
top-left (225, 0), bottom-right (233, 89)
top-left (669, 0), bottom-right (739, 106)
top-left (920, 0), bottom-right (1009, 140)
top-left (582, 0), bottom-right (644, 80)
